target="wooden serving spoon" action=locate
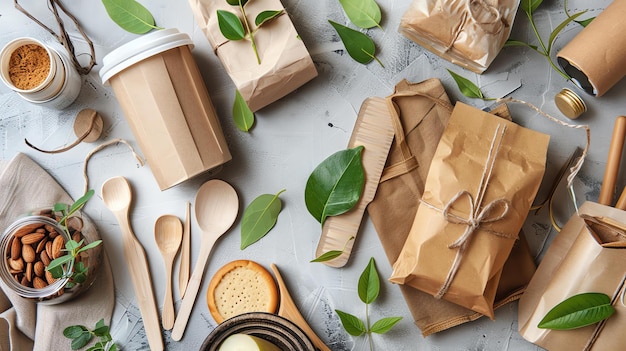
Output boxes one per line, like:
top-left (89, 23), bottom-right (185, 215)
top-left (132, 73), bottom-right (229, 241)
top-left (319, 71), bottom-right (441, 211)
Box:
top-left (154, 214), bottom-right (183, 330)
top-left (171, 179), bottom-right (239, 341)
top-left (102, 176), bottom-right (163, 351)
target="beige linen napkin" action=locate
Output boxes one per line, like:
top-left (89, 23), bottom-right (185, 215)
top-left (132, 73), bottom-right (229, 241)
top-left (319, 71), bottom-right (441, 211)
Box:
top-left (0, 153), bottom-right (115, 351)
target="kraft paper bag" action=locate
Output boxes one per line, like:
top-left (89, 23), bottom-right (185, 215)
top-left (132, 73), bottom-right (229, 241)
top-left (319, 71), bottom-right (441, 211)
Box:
top-left (188, 0), bottom-right (318, 112)
top-left (368, 79), bottom-right (537, 335)
top-left (389, 102), bottom-right (549, 318)
top-left (519, 202), bottom-right (626, 351)
top-left (400, 0), bottom-right (520, 73)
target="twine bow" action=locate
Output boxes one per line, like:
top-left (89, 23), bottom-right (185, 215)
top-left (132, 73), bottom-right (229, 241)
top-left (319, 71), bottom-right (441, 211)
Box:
top-left (420, 123), bottom-right (516, 299)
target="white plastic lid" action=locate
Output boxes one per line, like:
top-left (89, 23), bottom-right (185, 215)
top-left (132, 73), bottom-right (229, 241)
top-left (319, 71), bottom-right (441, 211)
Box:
top-left (99, 28), bottom-right (194, 84)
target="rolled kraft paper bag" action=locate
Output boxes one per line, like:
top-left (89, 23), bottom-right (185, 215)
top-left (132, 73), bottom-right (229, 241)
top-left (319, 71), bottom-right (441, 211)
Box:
top-left (389, 102), bottom-right (549, 318)
top-left (518, 202), bottom-right (626, 351)
top-left (188, 0), bottom-right (318, 112)
top-left (100, 29), bottom-right (232, 190)
top-left (399, 0), bottom-right (520, 74)
top-left (557, 0), bottom-right (626, 97)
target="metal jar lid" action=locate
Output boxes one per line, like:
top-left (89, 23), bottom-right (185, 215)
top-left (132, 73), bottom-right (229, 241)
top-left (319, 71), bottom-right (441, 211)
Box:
top-left (554, 88), bottom-right (587, 119)
top-left (200, 312), bottom-right (316, 351)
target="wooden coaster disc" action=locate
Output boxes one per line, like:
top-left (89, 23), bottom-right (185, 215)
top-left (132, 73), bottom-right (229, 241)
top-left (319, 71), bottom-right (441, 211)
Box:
top-left (73, 109), bottom-right (103, 143)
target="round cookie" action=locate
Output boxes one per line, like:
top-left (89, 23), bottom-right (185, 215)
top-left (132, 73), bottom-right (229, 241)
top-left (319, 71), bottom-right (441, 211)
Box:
top-left (207, 260), bottom-right (279, 324)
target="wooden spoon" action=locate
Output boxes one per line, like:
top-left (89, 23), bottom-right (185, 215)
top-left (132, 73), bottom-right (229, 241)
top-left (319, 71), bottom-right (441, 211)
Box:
top-left (171, 179), bottom-right (239, 341)
top-left (154, 214), bottom-right (183, 330)
top-left (102, 176), bottom-right (163, 351)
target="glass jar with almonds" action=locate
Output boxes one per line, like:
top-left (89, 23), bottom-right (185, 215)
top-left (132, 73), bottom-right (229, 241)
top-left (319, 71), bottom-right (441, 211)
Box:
top-left (0, 206), bottom-right (102, 304)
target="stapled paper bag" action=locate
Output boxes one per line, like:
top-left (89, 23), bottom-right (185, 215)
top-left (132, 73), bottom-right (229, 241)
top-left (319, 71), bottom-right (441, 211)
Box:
top-left (519, 202), bottom-right (626, 351)
top-left (188, 0), bottom-right (318, 111)
top-left (400, 0), bottom-right (520, 73)
top-left (389, 102), bottom-right (549, 318)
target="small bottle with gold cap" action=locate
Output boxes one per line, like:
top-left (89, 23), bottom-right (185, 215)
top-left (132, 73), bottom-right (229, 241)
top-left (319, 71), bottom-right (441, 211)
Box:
top-left (554, 87), bottom-right (587, 119)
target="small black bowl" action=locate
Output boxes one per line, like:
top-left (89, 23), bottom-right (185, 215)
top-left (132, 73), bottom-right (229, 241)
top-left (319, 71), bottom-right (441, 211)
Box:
top-left (200, 312), bottom-right (316, 351)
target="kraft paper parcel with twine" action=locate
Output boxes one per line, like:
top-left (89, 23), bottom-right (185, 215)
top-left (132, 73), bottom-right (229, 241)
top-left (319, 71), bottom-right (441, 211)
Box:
top-left (389, 102), bottom-right (550, 319)
top-left (188, 0), bottom-right (318, 112)
top-left (368, 79), bottom-right (537, 336)
top-left (399, 0), bottom-right (520, 74)
top-left (519, 202), bottom-right (626, 351)
top-left (0, 153), bottom-right (114, 351)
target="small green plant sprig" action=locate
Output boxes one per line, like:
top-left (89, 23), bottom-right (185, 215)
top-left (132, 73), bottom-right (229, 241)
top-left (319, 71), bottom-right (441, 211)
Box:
top-left (505, 0), bottom-right (592, 80)
top-left (45, 190), bottom-right (102, 288)
top-left (538, 292), bottom-right (614, 330)
top-left (102, 0), bottom-right (162, 34)
top-left (64, 319), bottom-right (118, 351)
top-left (217, 0), bottom-right (284, 65)
top-left (335, 258), bottom-right (402, 351)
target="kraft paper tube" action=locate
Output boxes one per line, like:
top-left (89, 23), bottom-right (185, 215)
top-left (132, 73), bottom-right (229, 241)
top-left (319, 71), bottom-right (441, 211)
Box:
top-left (598, 116), bottom-right (626, 205)
top-left (557, 0), bottom-right (626, 97)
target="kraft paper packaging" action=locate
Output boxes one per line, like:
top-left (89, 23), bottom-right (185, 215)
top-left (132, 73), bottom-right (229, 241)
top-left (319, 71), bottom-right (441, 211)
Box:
top-left (399, 0), bottom-right (520, 74)
top-left (368, 79), bottom-right (538, 336)
top-left (557, 0), bottom-right (626, 97)
top-left (519, 202), bottom-right (626, 351)
top-left (389, 102), bottom-right (549, 318)
top-left (188, 0), bottom-right (318, 112)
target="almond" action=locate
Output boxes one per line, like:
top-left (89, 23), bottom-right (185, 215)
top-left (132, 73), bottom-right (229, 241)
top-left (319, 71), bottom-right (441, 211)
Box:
top-left (33, 276), bottom-right (47, 289)
top-left (45, 270), bottom-right (57, 285)
top-left (8, 258), bottom-right (24, 271)
top-left (40, 251), bottom-right (51, 266)
top-left (20, 275), bottom-right (29, 287)
top-left (22, 244), bottom-right (36, 263)
top-left (45, 241), bottom-right (53, 258)
top-left (10, 236), bottom-right (21, 260)
top-left (21, 232), bottom-right (45, 245)
top-left (51, 235), bottom-right (65, 259)
top-left (25, 262), bottom-right (33, 282)
top-left (35, 237), bottom-right (48, 253)
top-left (13, 223), bottom-right (43, 238)
top-left (34, 261), bottom-right (45, 277)
top-left (44, 224), bottom-right (56, 233)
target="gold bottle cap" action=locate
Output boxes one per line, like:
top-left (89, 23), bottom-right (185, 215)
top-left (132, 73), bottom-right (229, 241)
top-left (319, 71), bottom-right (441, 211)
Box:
top-left (555, 88), bottom-right (587, 119)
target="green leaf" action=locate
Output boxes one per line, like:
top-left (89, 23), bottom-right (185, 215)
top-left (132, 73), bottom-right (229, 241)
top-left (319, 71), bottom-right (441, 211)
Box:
top-left (69, 190), bottom-right (94, 215)
top-left (255, 10), bottom-right (284, 28)
top-left (547, 11), bottom-right (586, 53)
top-left (232, 90), bottom-right (254, 132)
top-left (447, 69), bottom-right (484, 99)
top-left (78, 240), bottom-right (103, 254)
top-left (101, 0), bottom-right (160, 34)
top-left (63, 325), bottom-right (88, 339)
top-left (226, 0), bottom-right (248, 6)
top-left (520, 0), bottom-right (543, 15)
top-left (46, 255), bottom-right (73, 273)
top-left (328, 20), bottom-right (381, 66)
top-left (71, 332), bottom-right (93, 350)
top-left (53, 203), bottom-right (68, 214)
top-left (304, 146), bottom-right (365, 225)
top-left (217, 10), bottom-right (246, 41)
top-left (338, 0), bottom-right (382, 29)
top-left (371, 316), bottom-right (403, 334)
top-left (310, 250), bottom-right (343, 263)
top-left (504, 39), bottom-right (538, 51)
top-left (538, 293), bottom-right (615, 330)
top-left (66, 240), bottom-right (82, 252)
top-left (576, 17), bottom-right (594, 27)
top-left (335, 309), bottom-right (366, 336)
top-left (358, 257), bottom-right (379, 304)
top-left (241, 189), bottom-right (285, 249)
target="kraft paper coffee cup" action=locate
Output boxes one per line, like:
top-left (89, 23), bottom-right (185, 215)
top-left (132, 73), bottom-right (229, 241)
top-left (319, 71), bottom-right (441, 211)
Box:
top-left (557, 0), bottom-right (626, 97)
top-left (100, 28), bottom-right (232, 190)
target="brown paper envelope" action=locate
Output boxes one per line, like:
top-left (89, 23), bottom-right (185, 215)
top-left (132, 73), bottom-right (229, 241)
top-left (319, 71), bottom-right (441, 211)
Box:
top-left (390, 102), bottom-right (549, 318)
top-left (519, 202), bottom-right (626, 351)
top-left (188, 0), bottom-right (318, 111)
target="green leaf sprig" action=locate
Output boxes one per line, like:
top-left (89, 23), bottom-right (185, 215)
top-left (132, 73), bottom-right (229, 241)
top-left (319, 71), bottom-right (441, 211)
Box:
top-left (304, 146), bottom-right (365, 226)
top-left (46, 190), bottom-right (103, 288)
top-left (232, 89), bottom-right (255, 132)
top-left (538, 292), bottom-right (615, 330)
top-left (217, 0), bottom-right (284, 65)
top-left (240, 189), bottom-right (285, 249)
top-left (102, 0), bottom-right (162, 34)
top-left (447, 69), bottom-right (494, 100)
top-left (330, 0), bottom-right (384, 66)
top-left (64, 319), bottom-right (118, 351)
top-left (311, 236), bottom-right (354, 263)
top-left (505, 0), bottom-right (590, 80)
top-left (335, 258), bottom-right (402, 350)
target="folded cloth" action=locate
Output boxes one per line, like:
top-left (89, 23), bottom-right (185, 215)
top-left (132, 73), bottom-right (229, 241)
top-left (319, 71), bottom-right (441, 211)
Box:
top-left (0, 153), bottom-right (115, 351)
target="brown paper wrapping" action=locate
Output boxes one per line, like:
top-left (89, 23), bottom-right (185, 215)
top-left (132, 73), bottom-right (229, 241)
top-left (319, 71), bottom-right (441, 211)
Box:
top-left (389, 102), bottom-right (549, 318)
top-left (557, 0), bottom-right (626, 97)
top-left (519, 202), bottom-right (626, 351)
top-left (399, 0), bottom-right (519, 73)
top-left (188, 0), bottom-right (318, 112)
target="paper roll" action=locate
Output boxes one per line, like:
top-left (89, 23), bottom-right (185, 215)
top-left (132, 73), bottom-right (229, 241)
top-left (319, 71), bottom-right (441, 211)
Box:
top-left (557, 0), bottom-right (626, 97)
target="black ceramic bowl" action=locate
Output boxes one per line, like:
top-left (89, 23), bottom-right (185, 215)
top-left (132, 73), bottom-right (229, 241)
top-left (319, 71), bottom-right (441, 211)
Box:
top-left (200, 312), bottom-right (316, 351)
